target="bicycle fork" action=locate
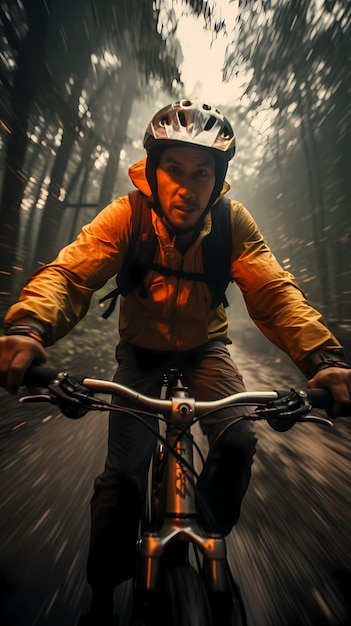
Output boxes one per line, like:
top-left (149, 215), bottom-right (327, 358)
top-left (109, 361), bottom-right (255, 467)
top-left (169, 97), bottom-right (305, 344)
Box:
top-left (138, 385), bottom-right (231, 595)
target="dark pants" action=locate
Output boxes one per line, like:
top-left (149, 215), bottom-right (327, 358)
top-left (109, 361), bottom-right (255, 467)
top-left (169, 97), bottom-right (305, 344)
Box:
top-left (87, 341), bottom-right (257, 589)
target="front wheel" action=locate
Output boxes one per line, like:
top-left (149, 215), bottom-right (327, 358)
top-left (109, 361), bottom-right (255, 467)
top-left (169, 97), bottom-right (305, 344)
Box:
top-left (207, 565), bottom-right (247, 626)
top-left (133, 563), bottom-right (213, 626)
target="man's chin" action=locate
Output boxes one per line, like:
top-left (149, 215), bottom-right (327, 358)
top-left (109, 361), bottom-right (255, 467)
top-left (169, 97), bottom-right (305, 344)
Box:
top-left (167, 218), bottom-right (200, 234)
top-left (168, 212), bottom-right (206, 233)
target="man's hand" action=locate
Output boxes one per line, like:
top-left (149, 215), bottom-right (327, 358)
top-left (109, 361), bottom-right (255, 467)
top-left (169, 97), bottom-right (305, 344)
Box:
top-left (307, 367), bottom-right (351, 417)
top-left (0, 335), bottom-right (47, 394)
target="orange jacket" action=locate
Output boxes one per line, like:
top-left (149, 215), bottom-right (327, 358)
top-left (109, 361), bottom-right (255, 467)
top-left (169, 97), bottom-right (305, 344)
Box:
top-left (5, 158), bottom-right (343, 375)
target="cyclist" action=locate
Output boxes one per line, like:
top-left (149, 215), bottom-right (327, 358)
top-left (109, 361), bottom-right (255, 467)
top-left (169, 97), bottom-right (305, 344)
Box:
top-left (1, 99), bottom-right (350, 626)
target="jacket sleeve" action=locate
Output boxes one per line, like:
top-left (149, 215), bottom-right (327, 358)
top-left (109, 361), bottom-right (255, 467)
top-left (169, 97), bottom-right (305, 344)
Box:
top-left (4, 197), bottom-right (132, 345)
top-left (230, 201), bottom-right (344, 376)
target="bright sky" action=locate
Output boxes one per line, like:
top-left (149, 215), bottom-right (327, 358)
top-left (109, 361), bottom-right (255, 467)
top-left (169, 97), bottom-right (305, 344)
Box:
top-left (174, 1), bottom-right (280, 149)
top-left (175, 1), bottom-right (243, 106)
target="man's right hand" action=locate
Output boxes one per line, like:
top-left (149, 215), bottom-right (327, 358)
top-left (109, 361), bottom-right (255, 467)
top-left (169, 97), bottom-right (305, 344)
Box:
top-left (0, 335), bottom-right (47, 394)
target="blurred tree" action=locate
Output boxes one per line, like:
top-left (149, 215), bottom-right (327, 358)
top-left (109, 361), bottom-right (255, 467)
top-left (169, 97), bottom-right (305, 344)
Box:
top-left (0, 0), bottom-right (50, 294)
top-left (97, 63), bottom-right (137, 210)
top-left (32, 0), bottom-right (181, 265)
top-left (0, 0), bottom-right (217, 298)
top-left (223, 0), bottom-right (351, 321)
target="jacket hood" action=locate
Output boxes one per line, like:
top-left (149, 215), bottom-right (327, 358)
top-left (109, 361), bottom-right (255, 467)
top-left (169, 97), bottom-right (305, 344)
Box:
top-left (128, 157), bottom-right (230, 203)
top-left (128, 158), bottom-right (152, 196)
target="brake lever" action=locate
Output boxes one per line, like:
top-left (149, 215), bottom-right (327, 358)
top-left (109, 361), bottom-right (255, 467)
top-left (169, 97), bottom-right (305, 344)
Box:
top-left (255, 390), bottom-right (301, 431)
top-left (257, 389), bottom-right (334, 431)
top-left (20, 372), bottom-right (94, 419)
top-left (20, 393), bottom-right (56, 404)
top-left (297, 414), bottom-right (334, 428)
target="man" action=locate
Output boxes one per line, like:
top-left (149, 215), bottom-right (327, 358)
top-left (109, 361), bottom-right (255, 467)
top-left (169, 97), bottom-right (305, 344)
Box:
top-left (1, 99), bottom-right (350, 625)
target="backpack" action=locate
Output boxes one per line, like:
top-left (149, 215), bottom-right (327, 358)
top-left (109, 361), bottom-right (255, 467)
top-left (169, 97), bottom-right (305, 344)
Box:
top-left (99, 190), bottom-right (234, 319)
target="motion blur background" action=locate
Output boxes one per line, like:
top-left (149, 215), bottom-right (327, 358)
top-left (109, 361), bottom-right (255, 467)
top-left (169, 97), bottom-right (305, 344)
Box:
top-left (0, 1), bottom-right (350, 625)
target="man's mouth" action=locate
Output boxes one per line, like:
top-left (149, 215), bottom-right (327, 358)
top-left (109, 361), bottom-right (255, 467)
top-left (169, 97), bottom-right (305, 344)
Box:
top-left (174, 204), bottom-right (197, 213)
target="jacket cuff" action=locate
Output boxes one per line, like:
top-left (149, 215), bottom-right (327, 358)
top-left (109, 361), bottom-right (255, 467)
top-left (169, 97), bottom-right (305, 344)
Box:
top-left (4, 324), bottom-right (46, 345)
top-left (306, 350), bottom-right (350, 379)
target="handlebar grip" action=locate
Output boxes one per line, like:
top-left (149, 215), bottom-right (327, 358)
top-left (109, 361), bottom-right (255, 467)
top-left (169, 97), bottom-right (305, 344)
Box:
top-left (306, 388), bottom-right (334, 410)
top-left (22, 364), bottom-right (59, 388)
top-left (275, 388), bottom-right (333, 410)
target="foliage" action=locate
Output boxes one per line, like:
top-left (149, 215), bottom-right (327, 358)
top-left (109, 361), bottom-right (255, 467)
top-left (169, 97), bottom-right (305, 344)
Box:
top-left (0, 0), bottom-right (214, 296)
top-left (223, 0), bottom-right (351, 323)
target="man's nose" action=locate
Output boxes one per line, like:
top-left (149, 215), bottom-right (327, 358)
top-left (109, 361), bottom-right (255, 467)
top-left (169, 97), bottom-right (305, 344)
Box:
top-left (178, 177), bottom-right (196, 200)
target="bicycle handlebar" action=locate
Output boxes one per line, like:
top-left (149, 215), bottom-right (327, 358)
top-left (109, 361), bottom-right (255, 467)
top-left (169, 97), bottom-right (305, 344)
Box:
top-left (20, 364), bottom-right (334, 429)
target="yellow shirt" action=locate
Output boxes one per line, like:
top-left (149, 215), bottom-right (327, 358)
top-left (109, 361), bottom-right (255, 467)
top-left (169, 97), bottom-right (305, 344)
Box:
top-left (5, 158), bottom-right (343, 375)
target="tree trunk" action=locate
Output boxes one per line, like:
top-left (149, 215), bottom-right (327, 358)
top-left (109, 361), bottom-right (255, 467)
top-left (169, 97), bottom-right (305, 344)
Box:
top-left (0, 0), bottom-right (49, 297)
top-left (33, 82), bottom-right (84, 266)
top-left (98, 66), bottom-right (137, 209)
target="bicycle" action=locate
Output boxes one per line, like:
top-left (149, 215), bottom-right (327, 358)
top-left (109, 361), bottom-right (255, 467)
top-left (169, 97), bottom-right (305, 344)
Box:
top-left (20, 365), bottom-right (333, 626)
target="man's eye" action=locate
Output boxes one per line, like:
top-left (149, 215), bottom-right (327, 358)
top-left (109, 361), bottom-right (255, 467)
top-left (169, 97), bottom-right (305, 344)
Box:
top-left (197, 170), bottom-right (209, 178)
top-left (167, 165), bottom-right (179, 174)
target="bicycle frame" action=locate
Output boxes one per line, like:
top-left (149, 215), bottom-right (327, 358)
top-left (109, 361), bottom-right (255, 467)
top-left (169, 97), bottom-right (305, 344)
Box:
top-left (138, 372), bottom-right (232, 597)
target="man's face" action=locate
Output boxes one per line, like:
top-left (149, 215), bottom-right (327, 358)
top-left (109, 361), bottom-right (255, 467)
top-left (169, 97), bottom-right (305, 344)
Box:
top-left (156, 146), bottom-right (216, 232)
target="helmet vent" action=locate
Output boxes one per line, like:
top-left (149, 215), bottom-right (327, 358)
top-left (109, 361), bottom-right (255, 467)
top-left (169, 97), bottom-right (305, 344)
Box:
top-left (160, 114), bottom-right (170, 127)
top-left (204, 115), bottom-right (216, 131)
top-left (203, 103), bottom-right (211, 111)
top-left (178, 111), bottom-right (187, 127)
top-left (222, 125), bottom-right (232, 139)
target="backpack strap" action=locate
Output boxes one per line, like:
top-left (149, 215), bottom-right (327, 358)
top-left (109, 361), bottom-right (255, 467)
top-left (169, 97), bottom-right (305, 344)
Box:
top-left (116, 190), bottom-right (156, 299)
top-left (99, 190), bottom-right (156, 318)
top-left (202, 196), bottom-right (233, 307)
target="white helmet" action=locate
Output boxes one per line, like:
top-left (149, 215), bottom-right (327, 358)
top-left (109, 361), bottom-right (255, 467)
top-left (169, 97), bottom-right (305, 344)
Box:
top-left (144, 99), bottom-right (235, 161)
